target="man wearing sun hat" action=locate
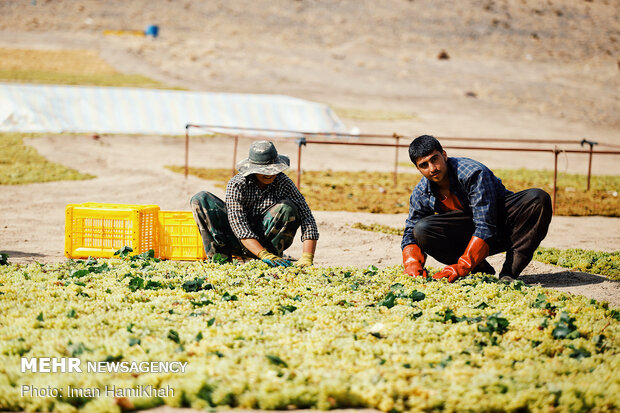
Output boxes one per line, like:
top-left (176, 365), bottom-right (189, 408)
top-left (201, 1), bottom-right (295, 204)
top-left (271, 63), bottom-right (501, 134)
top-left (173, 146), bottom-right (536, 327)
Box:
top-left (190, 140), bottom-right (318, 267)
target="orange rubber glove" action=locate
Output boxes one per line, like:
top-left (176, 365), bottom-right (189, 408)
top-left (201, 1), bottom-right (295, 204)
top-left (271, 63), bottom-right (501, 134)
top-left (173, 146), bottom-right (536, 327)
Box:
top-left (402, 244), bottom-right (428, 277)
top-left (433, 236), bottom-right (489, 283)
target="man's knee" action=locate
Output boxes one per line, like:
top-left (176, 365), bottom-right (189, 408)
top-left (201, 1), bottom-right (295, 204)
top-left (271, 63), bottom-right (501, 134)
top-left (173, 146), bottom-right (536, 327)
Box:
top-left (528, 188), bottom-right (551, 205)
top-left (190, 191), bottom-right (209, 207)
top-left (190, 191), bottom-right (221, 211)
top-left (275, 199), bottom-right (299, 221)
top-left (413, 218), bottom-right (432, 248)
top-left (527, 188), bottom-right (552, 217)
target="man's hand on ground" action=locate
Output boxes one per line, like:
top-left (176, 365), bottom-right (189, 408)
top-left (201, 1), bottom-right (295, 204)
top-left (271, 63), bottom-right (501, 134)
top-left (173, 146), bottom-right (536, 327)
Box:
top-left (402, 244), bottom-right (428, 277)
top-left (405, 262), bottom-right (428, 277)
top-left (432, 265), bottom-right (461, 282)
top-left (432, 236), bottom-right (490, 283)
top-left (257, 249), bottom-right (291, 267)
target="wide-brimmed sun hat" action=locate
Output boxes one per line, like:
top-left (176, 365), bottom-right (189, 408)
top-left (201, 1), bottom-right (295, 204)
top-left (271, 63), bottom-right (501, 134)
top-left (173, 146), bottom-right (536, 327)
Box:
top-left (236, 140), bottom-right (290, 177)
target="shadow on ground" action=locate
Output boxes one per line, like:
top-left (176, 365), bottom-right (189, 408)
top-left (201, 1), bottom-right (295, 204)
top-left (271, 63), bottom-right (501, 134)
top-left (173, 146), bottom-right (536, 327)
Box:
top-left (522, 270), bottom-right (614, 288)
top-left (0, 250), bottom-right (46, 260)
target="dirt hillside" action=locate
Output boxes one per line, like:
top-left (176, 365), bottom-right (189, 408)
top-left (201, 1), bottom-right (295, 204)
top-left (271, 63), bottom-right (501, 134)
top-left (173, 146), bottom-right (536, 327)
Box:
top-left (1, 0), bottom-right (619, 135)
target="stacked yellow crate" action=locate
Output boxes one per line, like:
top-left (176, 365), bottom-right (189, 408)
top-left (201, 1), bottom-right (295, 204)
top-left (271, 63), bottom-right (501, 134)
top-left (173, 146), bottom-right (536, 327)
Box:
top-left (65, 203), bottom-right (206, 260)
top-left (158, 211), bottom-right (207, 261)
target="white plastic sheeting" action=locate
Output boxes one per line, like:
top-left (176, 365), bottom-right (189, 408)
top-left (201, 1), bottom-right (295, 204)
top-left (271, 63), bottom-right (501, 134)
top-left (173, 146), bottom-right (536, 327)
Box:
top-left (0, 83), bottom-right (346, 136)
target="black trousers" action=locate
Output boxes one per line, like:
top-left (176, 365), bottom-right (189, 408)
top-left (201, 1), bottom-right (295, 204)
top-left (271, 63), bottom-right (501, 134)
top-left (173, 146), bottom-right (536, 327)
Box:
top-left (414, 188), bottom-right (552, 277)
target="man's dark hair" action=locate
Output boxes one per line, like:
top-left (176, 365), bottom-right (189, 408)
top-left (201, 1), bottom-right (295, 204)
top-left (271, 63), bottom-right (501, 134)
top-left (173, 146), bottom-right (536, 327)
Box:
top-left (409, 135), bottom-right (443, 165)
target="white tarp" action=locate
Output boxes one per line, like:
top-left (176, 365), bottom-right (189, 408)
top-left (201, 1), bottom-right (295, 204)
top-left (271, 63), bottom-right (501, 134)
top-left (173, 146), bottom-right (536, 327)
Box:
top-left (0, 83), bottom-right (347, 136)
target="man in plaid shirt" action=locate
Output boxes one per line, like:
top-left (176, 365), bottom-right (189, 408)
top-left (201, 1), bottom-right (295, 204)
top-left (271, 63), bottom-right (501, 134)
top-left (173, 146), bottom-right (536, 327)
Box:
top-left (402, 135), bottom-right (552, 282)
top-left (191, 140), bottom-right (318, 267)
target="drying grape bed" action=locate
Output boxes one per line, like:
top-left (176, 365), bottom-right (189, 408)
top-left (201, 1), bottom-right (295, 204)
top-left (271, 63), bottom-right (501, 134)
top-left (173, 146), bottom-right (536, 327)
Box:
top-left (0, 254), bottom-right (618, 412)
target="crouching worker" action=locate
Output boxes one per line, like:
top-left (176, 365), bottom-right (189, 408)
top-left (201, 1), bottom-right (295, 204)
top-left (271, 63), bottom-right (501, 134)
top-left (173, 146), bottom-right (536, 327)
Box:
top-left (191, 140), bottom-right (319, 267)
top-left (402, 135), bottom-right (552, 282)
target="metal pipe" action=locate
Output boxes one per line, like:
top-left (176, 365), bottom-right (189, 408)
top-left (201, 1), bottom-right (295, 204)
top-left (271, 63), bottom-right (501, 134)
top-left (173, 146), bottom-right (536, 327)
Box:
top-left (438, 136), bottom-right (581, 145)
top-left (185, 124), bottom-right (601, 146)
top-left (183, 125), bottom-right (620, 204)
top-left (301, 139), bottom-right (620, 155)
top-left (232, 135), bottom-right (239, 177)
top-left (185, 123), bottom-right (398, 139)
top-left (580, 139), bottom-right (598, 191)
top-left (297, 142), bottom-right (302, 189)
top-left (597, 141), bottom-right (620, 149)
top-left (295, 137), bottom-right (307, 189)
top-left (185, 125), bottom-right (620, 154)
top-left (587, 145), bottom-right (593, 191)
top-left (394, 134), bottom-right (400, 186)
top-left (442, 146), bottom-right (620, 155)
top-left (553, 148), bottom-right (559, 215)
top-left (184, 124), bottom-right (189, 179)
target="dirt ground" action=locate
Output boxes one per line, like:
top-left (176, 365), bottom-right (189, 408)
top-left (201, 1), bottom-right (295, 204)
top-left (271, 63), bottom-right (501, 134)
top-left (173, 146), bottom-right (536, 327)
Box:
top-left (0, 1), bottom-right (619, 306)
top-left (1, 134), bottom-right (618, 308)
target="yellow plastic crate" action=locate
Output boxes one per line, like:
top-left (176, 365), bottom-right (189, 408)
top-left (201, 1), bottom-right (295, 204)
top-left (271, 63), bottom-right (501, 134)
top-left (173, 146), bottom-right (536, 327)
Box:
top-left (158, 211), bottom-right (206, 260)
top-left (65, 203), bottom-right (160, 259)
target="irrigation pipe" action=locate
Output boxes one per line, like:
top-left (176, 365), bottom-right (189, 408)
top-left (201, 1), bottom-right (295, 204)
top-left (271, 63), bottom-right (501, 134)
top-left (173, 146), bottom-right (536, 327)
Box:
top-left (184, 125), bottom-right (620, 214)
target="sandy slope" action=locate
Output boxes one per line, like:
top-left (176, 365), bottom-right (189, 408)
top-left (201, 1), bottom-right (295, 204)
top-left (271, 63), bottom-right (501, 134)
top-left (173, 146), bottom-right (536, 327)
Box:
top-left (1, 0), bottom-right (619, 128)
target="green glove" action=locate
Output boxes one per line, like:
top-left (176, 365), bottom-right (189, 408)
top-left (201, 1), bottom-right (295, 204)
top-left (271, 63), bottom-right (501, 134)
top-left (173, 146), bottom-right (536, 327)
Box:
top-left (295, 252), bottom-right (314, 267)
top-left (257, 249), bottom-right (291, 267)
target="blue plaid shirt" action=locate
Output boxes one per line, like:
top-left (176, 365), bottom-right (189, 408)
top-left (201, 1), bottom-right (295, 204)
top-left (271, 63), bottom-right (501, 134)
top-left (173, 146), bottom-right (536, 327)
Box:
top-left (402, 157), bottom-right (512, 249)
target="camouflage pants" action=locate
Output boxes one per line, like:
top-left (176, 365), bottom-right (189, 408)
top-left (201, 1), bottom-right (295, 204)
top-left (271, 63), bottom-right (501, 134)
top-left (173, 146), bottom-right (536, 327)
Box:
top-left (190, 191), bottom-right (300, 259)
